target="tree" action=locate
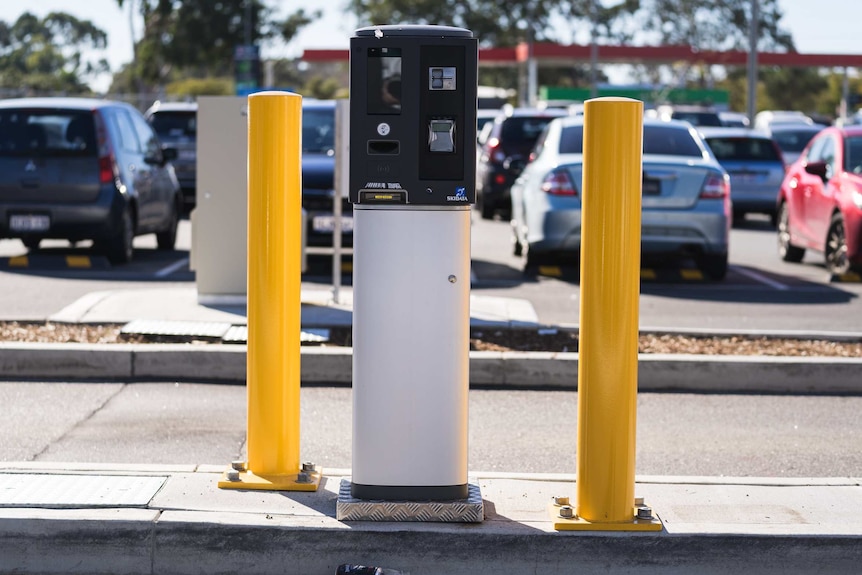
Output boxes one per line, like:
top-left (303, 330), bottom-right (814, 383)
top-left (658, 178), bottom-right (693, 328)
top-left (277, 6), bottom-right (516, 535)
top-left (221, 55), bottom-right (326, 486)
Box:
top-left (759, 66), bottom-right (827, 115)
top-left (639, 0), bottom-right (793, 51)
top-left (112, 0), bottom-right (320, 92)
top-left (348, 0), bottom-right (565, 46)
top-left (0, 11), bottom-right (108, 95)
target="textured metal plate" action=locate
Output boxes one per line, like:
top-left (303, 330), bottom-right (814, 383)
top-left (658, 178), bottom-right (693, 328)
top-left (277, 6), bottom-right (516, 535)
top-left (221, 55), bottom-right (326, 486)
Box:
top-left (222, 325), bottom-right (248, 343)
top-left (221, 326), bottom-right (331, 344)
top-left (0, 474), bottom-right (167, 508)
top-left (301, 328), bottom-right (331, 343)
top-left (336, 479), bottom-right (483, 522)
top-left (121, 319), bottom-right (232, 339)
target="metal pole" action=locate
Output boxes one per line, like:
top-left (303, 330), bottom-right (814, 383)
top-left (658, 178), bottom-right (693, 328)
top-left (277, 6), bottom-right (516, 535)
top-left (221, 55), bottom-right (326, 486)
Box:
top-left (219, 91), bottom-right (319, 491)
top-left (590, 0), bottom-right (599, 99)
top-left (528, 35), bottom-right (538, 107)
top-left (840, 67), bottom-right (849, 125)
top-left (576, 97), bottom-right (644, 524)
top-left (333, 100), bottom-right (349, 305)
top-left (746, 0), bottom-right (759, 125)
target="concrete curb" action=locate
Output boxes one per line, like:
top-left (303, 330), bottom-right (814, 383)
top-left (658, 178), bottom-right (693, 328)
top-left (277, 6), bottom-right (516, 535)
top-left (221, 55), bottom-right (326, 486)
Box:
top-left (2, 466), bottom-right (861, 575)
top-left (1, 342), bottom-right (861, 393)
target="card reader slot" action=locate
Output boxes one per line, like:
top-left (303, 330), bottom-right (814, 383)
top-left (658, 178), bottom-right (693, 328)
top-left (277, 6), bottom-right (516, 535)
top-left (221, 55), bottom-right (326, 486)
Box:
top-left (367, 140), bottom-right (400, 155)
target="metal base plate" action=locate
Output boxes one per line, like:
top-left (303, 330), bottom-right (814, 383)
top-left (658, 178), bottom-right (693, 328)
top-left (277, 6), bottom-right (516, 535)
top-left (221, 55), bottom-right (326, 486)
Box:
top-left (336, 479), bottom-right (483, 522)
top-left (548, 503), bottom-right (663, 531)
top-left (218, 469), bottom-right (321, 491)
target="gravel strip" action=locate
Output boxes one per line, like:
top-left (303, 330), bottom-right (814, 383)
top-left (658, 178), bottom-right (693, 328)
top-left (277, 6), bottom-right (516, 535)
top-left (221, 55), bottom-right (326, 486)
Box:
top-left (1, 321), bottom-right (860, 357)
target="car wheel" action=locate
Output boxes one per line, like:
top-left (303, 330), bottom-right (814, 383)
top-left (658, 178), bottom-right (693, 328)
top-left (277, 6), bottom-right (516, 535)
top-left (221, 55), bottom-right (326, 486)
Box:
top-left (777, 202), bottom-right (805, 263)
top-left (21, 238), bottom-right (40, 251)
top-left (104, 204), bottom-right (134, 264)
top-left (524, 243), bottom-right (551, 270)
top-left (697, 252), bottom-right (728, 281)
top-left (156, 200), bottom-right (179, 250)
top-left (768, 210), bottom-right (778, 228)
top-left (479, 194), bottom-right (495, 220)
top-left (825, 212), bottom-right (850, 276)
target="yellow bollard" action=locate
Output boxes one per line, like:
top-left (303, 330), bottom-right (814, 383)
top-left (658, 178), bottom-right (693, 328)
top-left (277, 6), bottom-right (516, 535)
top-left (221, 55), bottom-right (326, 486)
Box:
top-left (550, 97), bottom-right (659, 530)
top-left (219, 91), bottom-right (320, 491)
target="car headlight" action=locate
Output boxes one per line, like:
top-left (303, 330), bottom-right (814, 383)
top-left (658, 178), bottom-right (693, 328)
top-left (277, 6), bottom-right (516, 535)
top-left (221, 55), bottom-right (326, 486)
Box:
top-left (853, 189), bottom-right (862, 209)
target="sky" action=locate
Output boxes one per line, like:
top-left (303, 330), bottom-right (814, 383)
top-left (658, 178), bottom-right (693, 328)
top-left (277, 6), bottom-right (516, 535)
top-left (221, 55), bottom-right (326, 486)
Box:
top-left (0, 0), bottom-right (858, 93)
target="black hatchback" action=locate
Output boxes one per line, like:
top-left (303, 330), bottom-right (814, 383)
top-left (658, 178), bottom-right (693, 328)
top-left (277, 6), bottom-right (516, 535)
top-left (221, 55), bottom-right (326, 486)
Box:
top-left (475, 106), bottom-right (567, 220)
top-left (0, 97), bottom-right (182, 263)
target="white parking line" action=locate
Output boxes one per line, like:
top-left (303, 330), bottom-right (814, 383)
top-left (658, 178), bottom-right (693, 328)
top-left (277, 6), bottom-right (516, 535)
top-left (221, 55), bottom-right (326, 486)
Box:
top-left (155, 257), bottom-right (190, 278)
top-left (730, 265), bottom-right (790, 290)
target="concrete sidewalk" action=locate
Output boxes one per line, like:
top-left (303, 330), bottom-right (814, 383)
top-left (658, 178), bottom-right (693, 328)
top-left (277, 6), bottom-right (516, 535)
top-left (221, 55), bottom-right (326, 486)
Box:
top-left (1, 462), bottom-right (860, 574)
top-left (0, 286), bottom-right (859, 394)
top-left (3, 288), bottom-right (862, 573)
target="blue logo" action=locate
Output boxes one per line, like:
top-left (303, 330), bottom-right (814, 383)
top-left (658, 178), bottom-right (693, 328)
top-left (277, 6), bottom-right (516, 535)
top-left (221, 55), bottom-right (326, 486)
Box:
top-left (447, 187), bottom-right (470, 202)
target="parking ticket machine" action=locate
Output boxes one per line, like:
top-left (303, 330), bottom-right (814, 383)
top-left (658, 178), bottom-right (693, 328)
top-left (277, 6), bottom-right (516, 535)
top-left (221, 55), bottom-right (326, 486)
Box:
top-left (349, 25), bottom-right (478, 500)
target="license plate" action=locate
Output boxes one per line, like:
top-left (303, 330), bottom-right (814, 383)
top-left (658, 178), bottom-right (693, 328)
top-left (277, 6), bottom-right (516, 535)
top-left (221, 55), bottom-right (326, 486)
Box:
top-left (643, 178), bottom-right (661, 196)
top-left (312, 215), bottom-right (353, 233)
top-left (9, 214), bottom-right (50, 232)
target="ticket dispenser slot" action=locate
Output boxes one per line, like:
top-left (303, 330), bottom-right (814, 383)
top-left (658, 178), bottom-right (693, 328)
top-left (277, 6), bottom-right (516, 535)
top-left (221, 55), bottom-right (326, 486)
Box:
top-left (368, 140), bottom-right (400, 154)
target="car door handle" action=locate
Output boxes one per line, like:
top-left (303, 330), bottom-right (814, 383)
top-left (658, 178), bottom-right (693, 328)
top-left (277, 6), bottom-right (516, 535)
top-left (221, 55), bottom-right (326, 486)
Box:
top-left (128, 164), bottom-right (136, 172)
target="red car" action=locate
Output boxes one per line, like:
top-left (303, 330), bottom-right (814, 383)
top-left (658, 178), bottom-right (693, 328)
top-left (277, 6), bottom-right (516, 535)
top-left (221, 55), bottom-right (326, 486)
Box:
top-left (777, 125), bottom-right (862, 275)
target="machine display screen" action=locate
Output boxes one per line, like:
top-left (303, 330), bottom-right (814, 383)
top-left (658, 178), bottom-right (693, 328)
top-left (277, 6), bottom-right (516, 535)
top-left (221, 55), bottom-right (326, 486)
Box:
top-left (367, 47), bottom-right (402, 115)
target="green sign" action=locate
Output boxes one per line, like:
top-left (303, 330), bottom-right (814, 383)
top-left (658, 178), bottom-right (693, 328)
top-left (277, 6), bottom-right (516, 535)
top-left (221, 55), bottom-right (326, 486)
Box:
top-left (540, 86), bottom-right (729, 106)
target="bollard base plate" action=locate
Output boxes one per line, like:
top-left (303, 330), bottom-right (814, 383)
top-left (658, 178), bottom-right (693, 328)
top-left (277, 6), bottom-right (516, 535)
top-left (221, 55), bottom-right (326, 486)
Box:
top-left (548, 503), bottom-right (663, 531)
top-left (218, 468), bottom-right (322, 491)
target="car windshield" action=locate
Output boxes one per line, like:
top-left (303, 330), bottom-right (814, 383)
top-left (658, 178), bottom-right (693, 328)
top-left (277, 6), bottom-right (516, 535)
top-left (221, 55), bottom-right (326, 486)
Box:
top-left (771, 129), bottom-right (819, 153)
top-left (558, 124), bottom-right (704, 157)
top-left (149, 111), bottom-right (196, 139)
top-left (671, 111), bottom-right (723, 127)
top-left (844, 136), bottom-right (862, 174)
top-left (302, 107), bottom-right (335, 154)
top-left (643, 125), bottom-right (705, 157)
top-left (501, 117), bottom-right (557, 145)
top-left (706, 137), bottom-right (782, 162)
top-left (0, 109), bottom-right (97, 157)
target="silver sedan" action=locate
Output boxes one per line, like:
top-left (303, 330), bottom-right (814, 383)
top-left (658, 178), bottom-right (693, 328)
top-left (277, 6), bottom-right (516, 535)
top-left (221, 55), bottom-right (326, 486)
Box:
top-left (510, 117), bottom-right (731, 279)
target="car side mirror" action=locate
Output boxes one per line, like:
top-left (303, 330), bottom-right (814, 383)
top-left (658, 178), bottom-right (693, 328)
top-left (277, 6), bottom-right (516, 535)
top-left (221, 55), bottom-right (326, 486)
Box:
top-left (804, 160), bottom-right (829, 181)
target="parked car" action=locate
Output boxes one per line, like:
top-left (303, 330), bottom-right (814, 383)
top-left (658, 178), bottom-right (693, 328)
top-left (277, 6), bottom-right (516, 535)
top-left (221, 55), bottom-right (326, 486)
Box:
top-left (764, 123), bottom-right (824, 165)
top-left (649, 105), bottom-right (723, 127)
top-left (301, 99), bottom-right (349, 247)
top-left (145, 101), bottom-right (197, 209)
top-left (475, 106), bottom-right (567, 220)
top-left (699, 127), bottom-right (785, 223)
top-left (753, 110), bottom-right (815, 131)
top-left (718, 111), bottom-right (750, 128)
top-left (0, 97), bottom-right (182, 264)
top-left (510, 117), bottom-right (731, 279)
top-left (777, 125), bottom-right (862, 275)
top-left (476, 108), bottom-right (499, 143)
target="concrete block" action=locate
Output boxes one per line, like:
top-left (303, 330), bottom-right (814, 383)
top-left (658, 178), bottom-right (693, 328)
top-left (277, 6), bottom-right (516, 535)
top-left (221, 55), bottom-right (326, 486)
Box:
top-left (132, 344), bottom-right (246, 381)
top-left (0, 342), bottom-right (132, 380)
top-left (0, 508), bottom-right (157, 574)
